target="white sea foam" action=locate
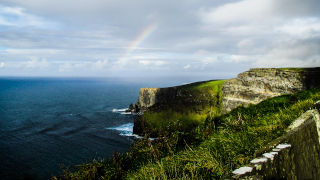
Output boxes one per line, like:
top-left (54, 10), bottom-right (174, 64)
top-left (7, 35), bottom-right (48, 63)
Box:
top-left (112, 108), bottom-right (128, 112)
top-left (106, 123), bottom-right (137, 137)
top-left (106, 123), bottom-right (156, 140)
top-left (121, 112), bottom-right (132, 115)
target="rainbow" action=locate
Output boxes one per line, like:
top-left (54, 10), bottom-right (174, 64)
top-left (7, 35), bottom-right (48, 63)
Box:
top-left (117, 23), bottom-right (158, 66)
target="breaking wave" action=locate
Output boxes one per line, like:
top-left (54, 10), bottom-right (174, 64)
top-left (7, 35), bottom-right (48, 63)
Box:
top-left (106, 123), bottom-right (138, 137)
top-left (112, 108), bottom-right (128, 112)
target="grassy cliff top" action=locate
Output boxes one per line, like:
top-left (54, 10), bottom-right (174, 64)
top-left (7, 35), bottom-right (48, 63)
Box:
top-left (249, 67), bottom-right (320, 72)
top-left (181, 79), bottom-right (226, 91)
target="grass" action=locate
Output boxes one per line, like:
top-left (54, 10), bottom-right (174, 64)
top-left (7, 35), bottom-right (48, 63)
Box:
top-left (128, 88), bottom-right (320, 179)
top-left (54, 88), bottom-right (320, 180)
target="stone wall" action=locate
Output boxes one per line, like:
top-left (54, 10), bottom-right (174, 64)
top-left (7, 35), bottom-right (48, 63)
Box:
top-left (222, 68), bottom-right (320, 114)
top-left (232, 103), bottom-right (320, 179)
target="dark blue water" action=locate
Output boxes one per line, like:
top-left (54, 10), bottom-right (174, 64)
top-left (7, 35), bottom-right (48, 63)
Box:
top-left (0, 77), bottom-right (147, 179)
top-left (0, 76), bottom-right (204, 179)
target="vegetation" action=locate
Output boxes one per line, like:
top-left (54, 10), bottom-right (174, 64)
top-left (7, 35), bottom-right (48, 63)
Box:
top-left (54, 88), bottom-right (320, 180)
top-left (137, 80), bottom-right (225, 136)
top-left (278, 68), bottom-right (306, 72)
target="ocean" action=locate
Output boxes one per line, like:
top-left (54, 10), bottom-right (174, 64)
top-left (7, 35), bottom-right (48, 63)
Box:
top-left (0, 77), bottom-right (151, 179)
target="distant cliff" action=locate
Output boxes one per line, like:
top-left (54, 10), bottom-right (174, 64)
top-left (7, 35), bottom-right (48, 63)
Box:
top-left (222, 68), bottom-right (320, 113)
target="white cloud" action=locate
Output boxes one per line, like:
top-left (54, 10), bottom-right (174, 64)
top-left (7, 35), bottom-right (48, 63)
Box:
top-left (92, 59), bottom-right (109, 70)
top-left (255, 41), bottom-right (320, 67)
top-left (0, 62), bottom-right (5, 68)
top-left (58, 63), bottom-right (73, 72)
top-left (228, 54), bottom-right (256, 63)
top-left (58, 59), bottom-right (110, 73)
top-left (276, 18), bottom-right (320, 38)
top-left (0, 5), bottom-right (59, 29)
top-left (139, 60), bottom-right (166, 66)
top-left (237, 39), bottom-right (254, 48)
top-left (200, 0), bottom-right (273, 25)
top-left (184, 64), bottom-right (190, 69)
top-left (25, 57), bottom-right (50, 69)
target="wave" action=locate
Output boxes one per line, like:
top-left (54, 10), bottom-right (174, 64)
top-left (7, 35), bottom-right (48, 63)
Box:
top-left (106, 123), bottom-right (134, 136)
top-left (106, 123), bottom-right (156, 140)
top-left (112, 108), bottom-right (128, 112)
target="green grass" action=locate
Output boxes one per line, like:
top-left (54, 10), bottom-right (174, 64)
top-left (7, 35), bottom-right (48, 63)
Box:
top-left (184, 79), bottom-right (226, 91)
top-left (55, 88), bottom-right (320, 180)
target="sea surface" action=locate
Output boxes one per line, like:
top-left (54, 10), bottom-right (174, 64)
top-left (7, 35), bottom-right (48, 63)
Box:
top-left (0, 77), bottom-right (188, 179)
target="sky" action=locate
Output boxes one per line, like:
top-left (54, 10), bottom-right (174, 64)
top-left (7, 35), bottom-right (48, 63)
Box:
top-left (0, 0), bottom-right (320, 79)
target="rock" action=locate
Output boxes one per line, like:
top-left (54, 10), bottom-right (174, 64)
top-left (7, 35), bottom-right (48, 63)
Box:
top-left (138, 87), bottom-right (178, 111)
top-left (222, 68), bottom-right (320, 114)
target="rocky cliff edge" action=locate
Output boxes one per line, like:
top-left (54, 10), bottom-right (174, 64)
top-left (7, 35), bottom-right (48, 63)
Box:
top-left (221, 68), bottom-right (320, 113)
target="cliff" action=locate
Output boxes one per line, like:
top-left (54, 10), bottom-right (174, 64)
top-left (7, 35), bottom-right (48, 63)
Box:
top-left (222, 68), bottom-right (320, 113)
top-left (136, 68), bottom-right (320, 116)
top-left (137, 80), bottom-right (223, 112)
top-left (133, 80), bottom-right (225, 136)
top-left (133, 68), bottom-right (320, 137)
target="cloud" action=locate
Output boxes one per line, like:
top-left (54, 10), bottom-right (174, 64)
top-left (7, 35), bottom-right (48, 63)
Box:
top-left (58, 63), bottom-right (73, 72)
top-left (25, 57), bottom-right (50, 69)
top-left (92, 59), bottom-right (109, 70)
top-left (0, 62), bottom-right (5, 68)
top-left (184, 64), bottom-right (191, 69)
top-left (200, 0), bottom-right (320, 26)
top-left (0, 5), bottom-right (59, 29)
top-left (200, 0), bottom-right (273, 25)
top-left (255, 39), bottom-right (320, 67)
top-left (139, 60), bottom-right (166, 66)
top-left (0, 1), bottom-right (320, 78)
top-left (276, 18), bottom-right (320, 38)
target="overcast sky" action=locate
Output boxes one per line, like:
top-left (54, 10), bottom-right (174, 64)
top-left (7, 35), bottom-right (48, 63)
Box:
top-left (0, 0), bottom-right (319, 79)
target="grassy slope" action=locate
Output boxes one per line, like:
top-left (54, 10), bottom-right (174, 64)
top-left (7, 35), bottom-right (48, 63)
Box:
top-left (129, 88), bottom-right (320, 179)
top-left (58, 87), bottom-right (320, 180)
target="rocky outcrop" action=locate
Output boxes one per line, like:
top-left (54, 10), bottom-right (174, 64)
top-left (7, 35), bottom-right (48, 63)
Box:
top-left (222, 68), bottom-right (320, 114)
top-left (138, 87), bottom-right (178, 111)
top-left (232, 102), bottom-right (320, 179)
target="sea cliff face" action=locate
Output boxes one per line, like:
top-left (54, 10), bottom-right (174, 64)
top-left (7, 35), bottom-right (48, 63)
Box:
top-left (137, 83), bottom-right (221, 112)
top-left (138, 87), bottom-right (177, 111)
top-left (133, 80), bottom-right (225, 136)
top-left (221, 68), bottom-right (320, 113)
